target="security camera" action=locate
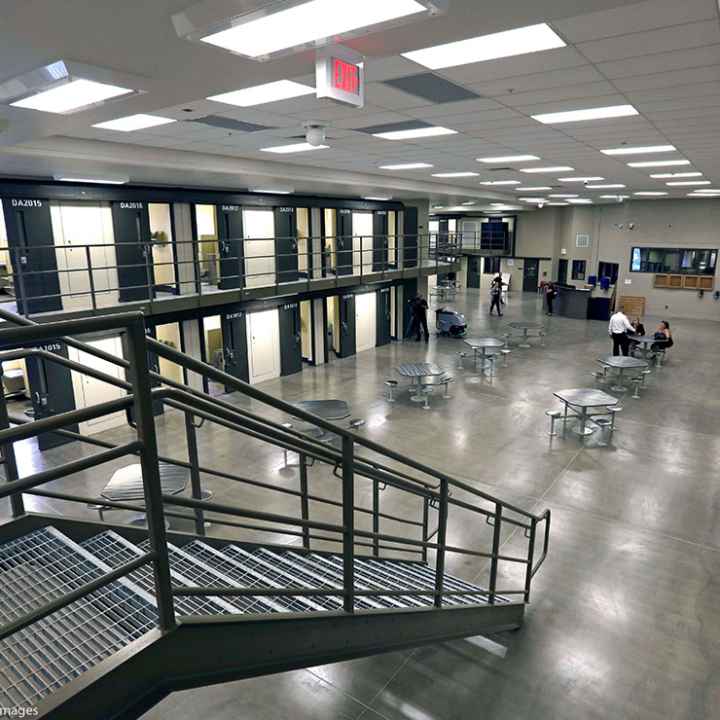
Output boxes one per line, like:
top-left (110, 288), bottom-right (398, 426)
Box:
top-left (538, 201), bottom-right (545, 209)
top-left (628, 222), bottom-right (635, 230)
top-left (303, 122), bottom-right (327, 147)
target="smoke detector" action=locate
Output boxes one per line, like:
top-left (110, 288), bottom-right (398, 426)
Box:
top-left (303, 121), bottom-right (327, 147)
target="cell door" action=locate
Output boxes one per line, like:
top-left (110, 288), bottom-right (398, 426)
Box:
top-left (275, 207), bottom-right (299, 284)
top-left (111, 201), bottom-right (153, 302)
top-left (373, 211), bottom-right (389, 271)
top-left (523, 258), bottom-right (539, 291)
top-left (26, 342), bottom-right (77, 450)
top-left (279, 303), bottom-right (302, 376)
top-left (336, 210), bottom-right (353, 276)
top-left (246, 310), bottom-right (281, 384)
top-left (557, 258), bottom-right (568, 284)
top-left (355, 292), bottom-right (377, 353)
top-left (338, 294), bottom-right (356, 358)
top-left (376, 288), bottom-right (392, 346)
top-left (221, 311), bottom-right (250, 384)
top-left (403, 208), bottom-right (418, 268)
top-left (467, 257), bottom-right (481, 288)
top-left (4, 199), bottom-right (62, 314)
top-left (218, 205), bottom-right (244, 290)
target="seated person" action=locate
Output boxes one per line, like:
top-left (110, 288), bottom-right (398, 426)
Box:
top-left (651, 320), bottom-right (674, 351)
top-left (628, 317), bottom-right (646, 355)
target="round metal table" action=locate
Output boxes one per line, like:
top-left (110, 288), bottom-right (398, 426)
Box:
top-left (597, 355), bottom-right (648, 392)
top-left (629, 335), bottom-right (656, 360)
top-left (507, 321), bottom-right (543, 348)
top-left (293, 400), bottom-right (351, 421)
top-left (463, 337), bottom-right (504, 370)
top-left (553, 388), bottom-right (618, 437)
top-left (396, 363), bottom-right (446, 402)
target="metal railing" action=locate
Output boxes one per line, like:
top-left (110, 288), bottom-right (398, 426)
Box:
top-left (0, 234), bottom-right (461, 316)
top-left (0, 307), bottom-right (550, 639)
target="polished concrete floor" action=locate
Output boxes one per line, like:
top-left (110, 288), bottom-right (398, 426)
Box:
top-left (3, 290), bottom-right (719, 719)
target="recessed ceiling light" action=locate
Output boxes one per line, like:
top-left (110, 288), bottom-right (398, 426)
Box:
top-left (600, 194), bottom-right (630, 199)
top-left (207, 80), bottom-right (314, 107)
top-left (549, 194), bottom-right (578, 198)
top-left (688, 193), bottom-right (720, 197)
top-left (558, 176), bottom-right (604, 183)
top-left (601, 145), bottom-right (675, 156)
top-left (666, 180), bottom-right (711, 186)
top-left (431, 171), bottom-right (479, 178)
top-left (514, 186), bottom-right (552, 192)
top-left (54, 175), bottom-right (128, 185)
top-left (634, 191), bottom-right (668, 196)
top-left (477, 154), bottom-right (541, 163)
top-left (11, 78), bottom-right (134, 114)
top-left (532, 104), bottom-right (639, 124)
top-left (567, 198), bottom-right (593, 204)
top-left (373, 126), bottom-right (457, 140)
top-left (689, 188), bottom-right (720, 193)
top-left (250, 187), bottom-right (295, 194)
top-left (261, 142), bottom-right (329, 154)
top-left (480, 180), bottom-right (521, 186)
top-left (198, 0), bottom-right (432, 59)
top-left (547, 202), bottom-right (569, 206)
top-left (93, 114), bottom-right (177, 132)
top-left (379, 162), bottom-right (434, 170)
top-left (520, 166), bottom-right (573, 173)
top-left (628, 159), bottom-right (690, 168)
top-left (520, 197), bottom-right (547, 203)
top-left (585, 184), bottom-right (626, 189)
top-left (363, 195), bottom-right (392, 201)
top-left (433, 205), bottom-right (444, 209)
top-left (650, 172), bottom-right (702, 179)
top-left (402, 23), bottom-right (565, 69)
top-left (462, 201), bottom-right (477, 205)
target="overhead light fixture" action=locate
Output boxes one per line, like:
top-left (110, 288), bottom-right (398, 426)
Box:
top-left (373, 126), bottom-right (457, 140)
top-left (403, 23), bottom-right (565, 70)
top-left (207, 80), bottom-right (315, 107)
top-left (547, 202), bottom-right (569, 206)
top-left (567, 198), bottom-right (593, 204)
top-left (514, 186), bottom-right (552, 192)
top-left (363, 195), bottom-right (392, 201)
top-left (650, 172), bottom-right (702, 179)
top-left (461, 201), bottom-right (477, 205)
top-left (628, 159), bottom-right (690, 168)
top-left (533, 104), bottom-right (639, 124)
top-left (11, 78), bottom-right (134, 114)
top-left (520, 197), bottom-right (547, 203)
top-left (187, 0), bottom-right (440, 60)
top-left (250, 187), bottom-right (295, 194)
top-left (601, 145), bottom-right (675, 156)
top-left (54, 175), bottom-right (129, 185)
top-left (666, 180), bottom-right (711, 187)
top-left (431, 171), bottom-right (479, 178)
top-left (689, 188), bottom-right (720, 193)
top-left (93, 114), bottom-right (177, 132)
top-left (480, 180), bottom-right (521, 186)
top-left (585, 184), bottom-right (626, 189)
top-left (520, 166), bottom-right (573, 173)
top-left (688, 192), bottom-right (720, 197)
top-left (477, 154), bottom-right (540, 163)
top-left (558, 176), bottom-right (604, 182)
top-left (634, 191), bottom-right (668, 196)
top-left (379, 162), bottom-right (433, 170)
top-left (261, 142), bottom-right (329, 154)
top-left (549, 193), bottom-right (578, 198)
top-left (432, 204), bottom-right (444, 209)
top-left (600, 194), bottom-right (630, 199)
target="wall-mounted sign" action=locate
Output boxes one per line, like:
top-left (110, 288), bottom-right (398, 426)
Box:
top-left (316, 45), bottom-right (364, 108)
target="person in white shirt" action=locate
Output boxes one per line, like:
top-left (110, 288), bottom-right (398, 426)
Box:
top-left (608, 310), bottom-right (635, 356)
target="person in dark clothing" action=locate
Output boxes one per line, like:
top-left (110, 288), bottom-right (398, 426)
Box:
top-left (545, 282), bottom-right (557, 316)
top-left (410, 294), bottom-right (430, 342)
top-left (651, 320), bottom-right (673, 351)
top-left (489, 273), bottom-right (504, 316)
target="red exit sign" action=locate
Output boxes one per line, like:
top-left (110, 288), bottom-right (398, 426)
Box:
top-left (332, 58), bottom-right (360, 96)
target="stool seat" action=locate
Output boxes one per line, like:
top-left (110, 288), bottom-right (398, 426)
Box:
top-left (349, 418), bottom-right (365, 429)
top-left (546, 409), bottom-right (561, 418)
top-left (384, 379), bottom-right (398, 386)
top-left (595, 417), bottom-right (612, 427)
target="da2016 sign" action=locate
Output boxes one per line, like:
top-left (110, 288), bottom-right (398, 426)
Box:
top-left (316, 45), bottom-right (364, 108)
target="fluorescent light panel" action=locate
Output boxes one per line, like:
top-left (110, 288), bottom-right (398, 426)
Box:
top-left (628, 159), bottom-right (690, 168)
top-left (261, 142), bottom-right (329, 154)
top-left (93, 114), bottom-right (176, 132)
top-left (207, 80), bottom-right (314, 107)
top-left (634, 191), bottom-right (668, 196)
top-left (201, 0), bottom-right (428, 58)
top-left (477, 154), bottom-right (540, 163)
top-left (521, 197), bottom-right (547, 203)
top-left (520, 166), bottom-right (573, 173)
top-left (54, 175), bottom-right (128, 185)
top-left (666, 180), bottom-right (711, 186)
top-left (585, 184), bottom-right (626, 189)
top-left (431, 171), bottom-right (479, 177)
top-left (402, 23), bottom-right (565, 70)
top-left (601, 145), bottom-right (675, 156)
top-left (480, 180), bottom-right (521, 186)
top-left (533, 104), bottom-right (638, 125)
top-left (514, 186), bottom-right (552, 192)
top-left (373, 126), bottom-right (456, 140)
top-left (11, 78), bottom-right (133, 114)
top-left (558, 176), bottom-right (604, 182)
top-left (250, 187), bottom-right (294, 194)
top-left (549, 194), bottom-right (578, 198)
top-left (600, 194), bottom-right (630, 199)
top-left (363, 196), bottom-right (392, 201)
top-left (461, 201), bottom-right (476, 205)
top-left (567, 198), bottom-right (593, 204)
top-left (379, 162), bottom-right (433, 170)
top-left (690, 188), bottom-right (720, 193)
top-left (547, 202), bottom-right (568, 206)
top-left (650, 172), bottom-right (702, 179)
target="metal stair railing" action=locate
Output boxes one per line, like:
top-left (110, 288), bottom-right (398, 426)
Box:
top-left (0, 308), bottom-right (550, 641)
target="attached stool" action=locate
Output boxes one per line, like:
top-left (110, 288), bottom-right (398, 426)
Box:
top-left (384, 380), bottom-right (398, 402)
top-left (500, 348), bottom-right (512, 367)
top-left (349, 418), bottom-right (365, 430)
top-left (546, 409), bottom-right (562, 437)
top-left (456, 351), bottom-right (467, 370)
top-left (631, 376), bottom-right (643, 399)
top-left (281, 422), bottom-right (295, 467)
top-left (608, 405), bottom-right (623, 432)
top-left (640, 369), bottom-right (652, 387)
top-left (594, 417), bottom-right (613, 445)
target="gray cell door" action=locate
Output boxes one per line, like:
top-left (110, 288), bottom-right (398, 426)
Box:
top-left (339, 294), bottom-right (356, 357)
top-left (275, 207), bottom-right (299, 284)
top-left (336, 210), bottom-right (353, 276)
top-left (376, 288), bottom-right (391, 346)
top-left (112, 202), bottom-right (153, 302)
top-left (221, 311), bottom-right (249, 386)
top-left (523, 258), bottom-right (539, 292)
top-left (557, 258), bottom-right (568, 284)
top-left (467, 256), bottom-right (481, 288)
top-left (373, 211), bottom-right (389, 271)
top-left (218, 205), bottom-right (244, 290)
top-left (403, 208), bottom-right (418, 268)
top-left (279, 302), bottom-right (302, 376)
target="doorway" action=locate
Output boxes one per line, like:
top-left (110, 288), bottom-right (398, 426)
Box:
top-left (148, 203), bottom-right (177, 296)
top-left (202, 315), bottom-right (225, 396)
top-left (353, 212), bottom-right (373, 275)
top-left (467, 256), bottom-right (481, 288)
top-left (195, 205), bottom-right (220, 292)
top-left (557, 258), bottom-right (568, 284)
top-left (247, 309), bottom-right (281, 384)
top-left (243, 209), bottom-right (275, 288)
top-left (300, 300), bottom-right (313, 362)
top-left (523, 258), bottom-right (539, 292)
top-left (355, 292), bottom-right (377, 353)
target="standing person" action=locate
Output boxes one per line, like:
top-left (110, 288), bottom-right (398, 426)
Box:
top-left (545, 282), bottom-right (557, 316)
top-left (411, 293), bottom-right (430, 342)
top-left (608, 309), bottom-right (634, 356)
top-left (489, 273), bottom-right (504, 317)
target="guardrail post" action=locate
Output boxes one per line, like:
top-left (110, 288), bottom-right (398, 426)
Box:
top-left (488, 502), bottom-right (502, 604)
top-left (434, 478), bottom-right (449, 608)
top-left (299, 453), bottom-right (310, 550)
top-left (421, 496), bottom-right (429, 564)
top-left (184, 410), bottom-right (206, 536)
top-left (372, 478), bottom-right (380, 558)
top-left (0, 368), bottom-right (23, 517)
top-left (126, 317), bottom-right (176, 631)
top-left (524, 517), bottom-right (538, 603)
top-left (85, 246), bottom-right (97, 311)
top-left (341, 435), bottom-right (355, 613)
top-left (15, 252), bottom-right (28, 316)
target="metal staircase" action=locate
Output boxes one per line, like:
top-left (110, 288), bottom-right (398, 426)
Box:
top-left (0, 309), bottom-right (551, 719)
